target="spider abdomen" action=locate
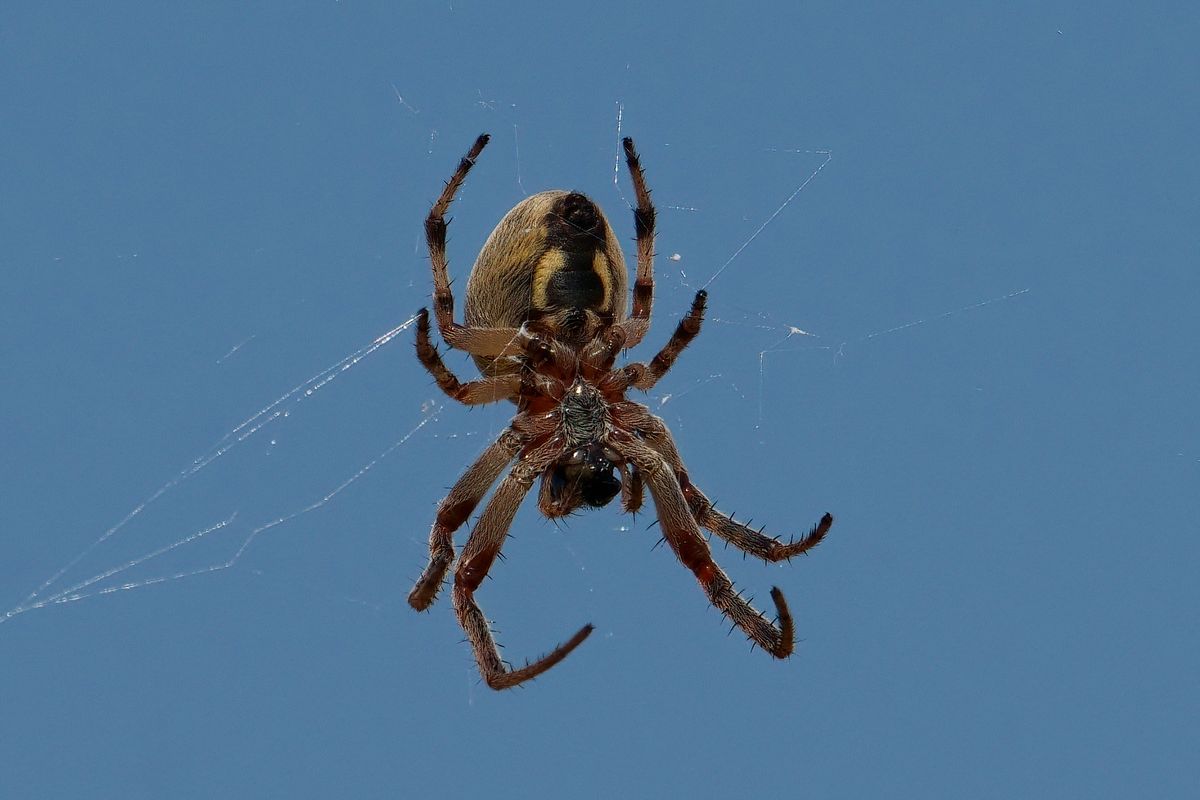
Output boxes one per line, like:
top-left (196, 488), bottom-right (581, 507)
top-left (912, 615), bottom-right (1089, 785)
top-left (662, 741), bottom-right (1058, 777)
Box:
top-left (464, 190), bottom-right (629, 377)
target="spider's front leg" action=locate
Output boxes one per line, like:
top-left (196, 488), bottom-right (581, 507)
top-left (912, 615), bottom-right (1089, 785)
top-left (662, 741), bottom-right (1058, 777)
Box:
top-left (629, 407), bottom-right (833, 560)
top-left (453, 456), bottom-right (593, 690)
top-left (408, 428), bottom-right (523, 610)
top-left (686, 486), bottom-right (833, 562)
top-left (616, 434), bottom-right (796, 658)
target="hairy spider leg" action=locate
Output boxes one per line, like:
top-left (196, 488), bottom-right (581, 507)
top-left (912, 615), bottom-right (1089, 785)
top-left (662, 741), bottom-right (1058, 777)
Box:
top-left (617, 290), bottom-right (707, 392)
top-left (408, 428), bottom-right (523, 610)
top-left (614, 434), bottom-right (795, 658)
top-left (424, 133), bottom-right (526, 357)
top-left (413, 309), bottom-right (522, 404)
top-left (453, 443), bottom-right (593, 689)
top-left (626, 407), bottom-right (834, 561)
top-left (617, 137), bottom-right (656, 349)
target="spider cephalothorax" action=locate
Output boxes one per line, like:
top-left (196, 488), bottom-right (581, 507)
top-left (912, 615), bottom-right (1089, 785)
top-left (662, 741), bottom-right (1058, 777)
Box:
top-left (543, 387), bottom-right (623, 513)
top-left (408, 134), bottom-right (833, 690)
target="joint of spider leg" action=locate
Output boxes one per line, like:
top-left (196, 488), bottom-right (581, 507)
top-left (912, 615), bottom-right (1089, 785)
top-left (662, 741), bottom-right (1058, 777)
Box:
top-left (434, 294), bottom-right (455, 318)
top-left (517, 325), bottom-right (553, 363)
top-left (424, 216), bottom-right (447, 243)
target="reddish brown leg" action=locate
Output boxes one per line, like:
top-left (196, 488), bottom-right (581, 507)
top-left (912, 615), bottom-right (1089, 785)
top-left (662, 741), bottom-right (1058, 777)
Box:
top-left (454, 455), bottom-right (593, 689)
top-left (617, 435), bottom-right (794, 658)
top-left (581, 324), bottom-right (628, 375)
top-left (628, 408), bottom-right (834, 560)
top-left (687, 489), bottom-right (833, 562)
top-left (620, 290), bottom-right (707, 392)
top-left (408, 429), bottom-right (523, 610)
top-left (619, 137), bottom-right (656, 349)
top-left (414, 309), bottom-right (521, 404)
top-left (425, 134), bottom-right (487, 343)
top-left (423, 134), bottom-right (527, 358)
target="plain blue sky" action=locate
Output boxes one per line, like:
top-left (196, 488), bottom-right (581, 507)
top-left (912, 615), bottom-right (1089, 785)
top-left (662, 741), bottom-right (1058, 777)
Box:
top-left (3, 3), bottom-right (1197, 798)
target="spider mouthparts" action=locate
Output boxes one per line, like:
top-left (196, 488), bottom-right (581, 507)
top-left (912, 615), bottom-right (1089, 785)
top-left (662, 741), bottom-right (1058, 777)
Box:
top-left (580, 469), bottom-right (621, 508)
top-left (548, 445), bottom-right (622, 511)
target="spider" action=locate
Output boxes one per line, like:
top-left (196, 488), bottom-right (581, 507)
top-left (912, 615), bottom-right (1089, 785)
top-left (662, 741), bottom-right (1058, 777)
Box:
top-left (408, 133), bottom-right (833, 689)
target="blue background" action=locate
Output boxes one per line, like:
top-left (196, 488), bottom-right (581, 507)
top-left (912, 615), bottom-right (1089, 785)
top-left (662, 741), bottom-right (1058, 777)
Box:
top-left (3, 3), bottom-right (1196, 797)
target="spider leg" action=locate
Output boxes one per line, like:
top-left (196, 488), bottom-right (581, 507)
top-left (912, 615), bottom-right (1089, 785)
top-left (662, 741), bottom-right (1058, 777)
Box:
top-left (408, 428), bottom-right (523, 610)
top-left (616, 434), bottom-right (795, 658)
top-left (687, 486), bottom-right (833, 562)
top-left (628, 408), bottom-right (833, 560)
top-left (415, 309), bottom-right (521, 404)
top-left (620, 290), bottom-right (706, 393)
top-left (425, 134), bottom-right (486, 343)
top-left (618, 137), bottom-right (655, 349)
top-left (423, 134), bottom-right (529, 358)
top-left (580, 323), bottom-right (628, 375)
top-left (454, 458), bottom-right (593, 689)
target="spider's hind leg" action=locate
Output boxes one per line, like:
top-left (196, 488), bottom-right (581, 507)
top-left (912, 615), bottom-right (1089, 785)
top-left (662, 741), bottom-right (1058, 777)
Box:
top-left (422, 134), bottom-right (527, 358)
top-left (415, 309), bottom-right (521, 405)
top-left (619, 136), bottom-right (656, 349)
top-left (425, 134), bottom-right (488, 345)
